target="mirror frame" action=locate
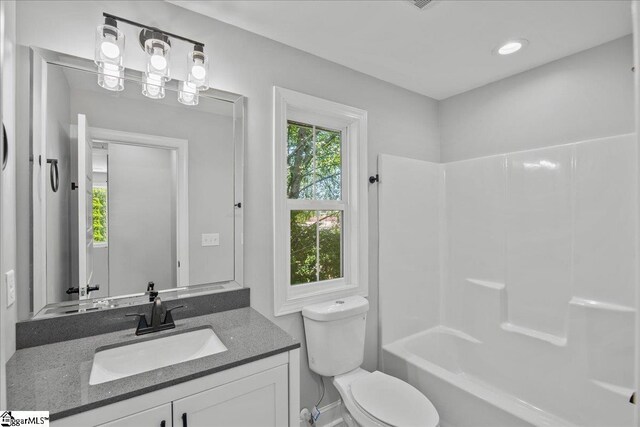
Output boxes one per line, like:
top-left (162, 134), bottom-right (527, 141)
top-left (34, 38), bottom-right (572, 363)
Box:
top-left (29, 46), bottom-right (245, 318)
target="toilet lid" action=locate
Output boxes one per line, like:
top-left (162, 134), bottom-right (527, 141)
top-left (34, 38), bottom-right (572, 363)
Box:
top-left (350, 371), bottom-right (439, 427)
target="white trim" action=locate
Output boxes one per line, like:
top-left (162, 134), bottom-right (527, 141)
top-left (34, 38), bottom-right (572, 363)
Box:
top-left (233, 96), bottom-right (245, 287)
top-left (633, 2), bottom-right (640, 426)
top-left (299, 400), bottom-right (344, 427)
top-left (90, 126), bottom-right (190, 288)
top-left (273, 87), bottom-right (368, 316)
top-left (31, 50), bottom-right (48, 314)
top-left (289, 348), bottom-right (301, 426)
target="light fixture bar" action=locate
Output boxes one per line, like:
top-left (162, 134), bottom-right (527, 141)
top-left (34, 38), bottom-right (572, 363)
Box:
top-left (103, 12), bottom-right (204, 48)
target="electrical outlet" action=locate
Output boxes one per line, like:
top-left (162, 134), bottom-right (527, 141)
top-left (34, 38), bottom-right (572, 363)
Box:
top-left (201, 233), bottom-right (220, 247)
top-left (6, 270), bottom-right (15, 307)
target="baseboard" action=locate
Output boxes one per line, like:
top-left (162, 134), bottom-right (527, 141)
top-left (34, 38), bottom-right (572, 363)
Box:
top-left (299, 400), bottom-right (344, 427)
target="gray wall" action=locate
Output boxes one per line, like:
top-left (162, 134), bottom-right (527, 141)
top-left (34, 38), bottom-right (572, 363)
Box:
top-left (16, 0), bottom-right (440, 409)
top-left (108, 144), bottom-right (177, 295)
top-left (439, 35), bottom-right (634, 162)
top-left (45, 65), bottom-right (72, 304)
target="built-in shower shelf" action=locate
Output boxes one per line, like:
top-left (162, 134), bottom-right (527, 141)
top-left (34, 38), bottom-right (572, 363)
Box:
top-left (568, 297), bottom-right (634, 313)
top-left (466, 278), bottom-right (505, 290)
top-left (591, 380), bottom-right (635, 400)
top-left (500, 322), bottom-right (567, 347)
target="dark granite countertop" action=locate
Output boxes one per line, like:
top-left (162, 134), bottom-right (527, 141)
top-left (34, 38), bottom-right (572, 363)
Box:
top-left (6, 307), bottom-right (300, 420)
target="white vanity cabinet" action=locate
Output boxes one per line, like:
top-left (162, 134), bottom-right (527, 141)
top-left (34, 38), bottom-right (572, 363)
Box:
top-left (53, 350), bottom-right (300, 427)
top-left (172, 365), bottom-right (289, 427)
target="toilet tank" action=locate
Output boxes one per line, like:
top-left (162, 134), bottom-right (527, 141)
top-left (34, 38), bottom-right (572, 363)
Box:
top-left (302, 295), bottom-right (369, 377)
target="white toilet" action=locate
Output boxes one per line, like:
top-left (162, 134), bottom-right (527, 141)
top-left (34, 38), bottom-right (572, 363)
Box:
top-left (302, 296), bottom-right (439, 427)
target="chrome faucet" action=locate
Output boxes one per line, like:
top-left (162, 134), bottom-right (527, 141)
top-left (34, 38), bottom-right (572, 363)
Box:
top-left (126, 296), bottom-right (185, 336)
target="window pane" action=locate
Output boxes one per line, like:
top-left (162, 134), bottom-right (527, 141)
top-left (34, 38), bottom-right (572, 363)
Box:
top-left (318, 210), bottom-right (343, 281)
top-left (287, 122), bottom-right (314, 199)
top-left (315, 128), bottom-right (342, 200)
top-left (93, 186), bottom-right (108, 243)
top-left (290, 210), bottom-right (343, 285)
top-left (290, 210), bottom-right (317, 285)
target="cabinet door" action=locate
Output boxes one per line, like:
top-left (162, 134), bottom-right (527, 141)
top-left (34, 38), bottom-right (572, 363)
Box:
top-left (173, 365), bottom-right (288, 427)
top-left (97, 403), bottom-right (172, 427)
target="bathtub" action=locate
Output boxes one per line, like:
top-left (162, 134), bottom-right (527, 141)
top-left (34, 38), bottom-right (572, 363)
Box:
top-left (382, 326), bottom-right (634, 427)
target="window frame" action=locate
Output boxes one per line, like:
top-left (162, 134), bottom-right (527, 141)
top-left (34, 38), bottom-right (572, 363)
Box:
top-left (273, 87), bottom-right (368, 316)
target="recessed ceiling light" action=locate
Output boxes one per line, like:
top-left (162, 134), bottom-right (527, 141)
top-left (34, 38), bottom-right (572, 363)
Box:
top-left (495, 39), bottom-right (529, 55)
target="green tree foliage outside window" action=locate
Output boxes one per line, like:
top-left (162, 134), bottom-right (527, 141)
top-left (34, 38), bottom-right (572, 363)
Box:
top-left (287, 121), bottom-right (343, 285)
top-left (93, 187), bottom-right (108, 243)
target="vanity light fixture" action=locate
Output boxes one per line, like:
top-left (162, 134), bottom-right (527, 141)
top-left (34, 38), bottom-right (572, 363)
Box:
top-left (495, 39), bottom-right (529, 55)
top-left (178, 80), bottom-right (199, 106)
top-left (140, 29), bottom-right (171, 81)
top-left (97, 63), bottom-right (125, 92)
top-left (95, 16), bottom-right (125, 91)
top-left (142, 73), bottom-right (165, 100)
top-left (188, 45), bottom-right (209, 89)
top-left (95, 13), bottom-right (209, 103)
top-left (95, 16), bottom-right (125, 70)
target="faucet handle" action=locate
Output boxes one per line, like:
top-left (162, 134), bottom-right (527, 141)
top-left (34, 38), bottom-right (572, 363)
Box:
top-left (163, 305), bottom-right (185, 325)
top-left (125, 313), bottom-right (149, 329)
top-left (166, 305), bottom-right (185, 313)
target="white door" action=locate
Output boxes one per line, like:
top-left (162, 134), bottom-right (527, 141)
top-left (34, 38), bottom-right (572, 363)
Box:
top-left (172, 365), bottom-right (289, 427)
top-left (77, 114), bottom-right (94, 300)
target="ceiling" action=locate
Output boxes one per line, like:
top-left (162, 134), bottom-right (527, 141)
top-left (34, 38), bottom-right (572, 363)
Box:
top-left (169, 0), bottom-right (632, 100)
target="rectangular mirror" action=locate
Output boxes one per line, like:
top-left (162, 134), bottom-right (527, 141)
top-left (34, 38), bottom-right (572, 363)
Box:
top-left (27, 48), bottom-right (244, 317)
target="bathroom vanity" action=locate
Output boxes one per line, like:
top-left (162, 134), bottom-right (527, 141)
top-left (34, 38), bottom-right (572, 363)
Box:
top-left (7, 299), bottom-right (300, 426)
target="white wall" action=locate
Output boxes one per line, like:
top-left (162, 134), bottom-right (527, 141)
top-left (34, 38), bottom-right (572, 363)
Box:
top-left (108, 144), bottom-right (177, 295)
top-left (15, 0), bottom-right (440, 410)
top-left (45, 65), bottom-right (72, 304)
top-left (0, 0), bottom-right (17, 408)
top-left (439, 35), bottom-right (634, 162)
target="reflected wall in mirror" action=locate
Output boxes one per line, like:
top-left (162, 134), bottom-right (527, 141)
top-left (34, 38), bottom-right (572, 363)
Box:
top-left (29, 49), bottom-right (244, 316)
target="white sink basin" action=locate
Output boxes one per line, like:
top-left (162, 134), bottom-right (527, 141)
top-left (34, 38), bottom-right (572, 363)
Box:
top-left (89, 328), bottom-right (227, 385)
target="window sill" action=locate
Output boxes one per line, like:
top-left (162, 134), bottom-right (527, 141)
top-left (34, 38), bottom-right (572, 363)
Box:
top-left (274, 283), bottom-right (367, 317)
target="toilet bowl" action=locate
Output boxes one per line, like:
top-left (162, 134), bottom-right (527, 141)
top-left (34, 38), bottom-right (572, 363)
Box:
top-left (301, 296), bottom-right (440, 427)
top-left (333, 368), bottom-right (439, 427)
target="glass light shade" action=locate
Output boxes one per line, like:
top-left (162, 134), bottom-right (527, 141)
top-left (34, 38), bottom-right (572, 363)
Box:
top-left (97, 63), bottom-right (124, 91)
top-left (188, 48), bottom-right (209, 89)
top-left (142, 73), bottom-right (165, 99)
top-left (178, 80), bottom-right (199, 106)
top-left (145, 38), bottom-right (171, 81)
top-left (95, 24), bottom-right (125, 70)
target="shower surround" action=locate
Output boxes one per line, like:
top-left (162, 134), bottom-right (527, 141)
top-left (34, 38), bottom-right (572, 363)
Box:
top-left (378, 133), bottom-right (636, 426)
